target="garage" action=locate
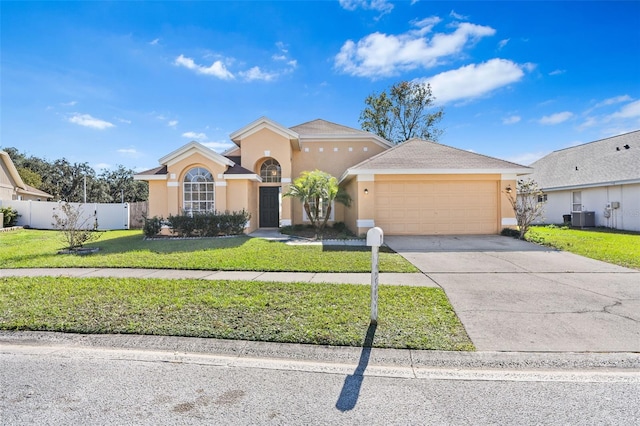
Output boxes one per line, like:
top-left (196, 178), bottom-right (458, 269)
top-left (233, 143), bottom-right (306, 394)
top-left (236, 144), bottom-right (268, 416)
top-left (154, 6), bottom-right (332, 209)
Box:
top-left (340, 138), bottom-right (533, 237)
top-left (374, 178), bottom-right (499, 235)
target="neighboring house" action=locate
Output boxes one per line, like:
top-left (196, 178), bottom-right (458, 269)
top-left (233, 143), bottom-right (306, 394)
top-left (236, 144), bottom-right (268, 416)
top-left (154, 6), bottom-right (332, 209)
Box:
top-left (135, 117), bottom-right (531, 235)
top-left (529, 130), bottom-right (640, 232)
top-left (0, 150), bottom-right (53, 201)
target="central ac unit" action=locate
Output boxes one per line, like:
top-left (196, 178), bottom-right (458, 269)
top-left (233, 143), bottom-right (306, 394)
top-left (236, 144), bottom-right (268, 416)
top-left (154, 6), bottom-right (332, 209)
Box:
top-left (571, 211), bottom-right (595, 227)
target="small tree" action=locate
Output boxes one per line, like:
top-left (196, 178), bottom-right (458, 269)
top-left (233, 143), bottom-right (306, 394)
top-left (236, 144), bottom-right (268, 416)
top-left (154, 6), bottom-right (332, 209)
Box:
top-left (284, 170), bottom-right (351, 238)
top-left (504, 179), bottom-right (546, 239)
top-left (52, 202), bottom-right (101, 250)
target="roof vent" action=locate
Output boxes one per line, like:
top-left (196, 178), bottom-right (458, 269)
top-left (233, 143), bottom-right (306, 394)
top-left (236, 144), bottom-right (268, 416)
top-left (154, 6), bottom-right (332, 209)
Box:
top-left (624, 144), bottom-right (630, 149)
top-left (575, 166), bottom-right (579, 171)
top-left (616, 147), bottom-right (620, 151)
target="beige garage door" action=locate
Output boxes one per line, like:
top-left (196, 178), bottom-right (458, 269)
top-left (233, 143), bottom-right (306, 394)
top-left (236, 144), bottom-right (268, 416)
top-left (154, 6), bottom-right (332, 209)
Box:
top-left (374, 180), bottom-right (498, 235)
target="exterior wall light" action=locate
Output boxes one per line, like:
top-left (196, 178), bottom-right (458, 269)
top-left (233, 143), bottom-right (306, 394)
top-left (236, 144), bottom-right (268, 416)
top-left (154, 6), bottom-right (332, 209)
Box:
top-left (364, 188), bottom-right (369, 195)
top-left (505, 185), bottom-right (512, 194)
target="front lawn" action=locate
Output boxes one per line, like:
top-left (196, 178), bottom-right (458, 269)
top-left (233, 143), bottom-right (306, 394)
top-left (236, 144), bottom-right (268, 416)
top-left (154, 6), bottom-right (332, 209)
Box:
top-left (527, 226), bottom-right (640, 269)
top-left (0, 276), bottom-right (473, 351)
top-left (0, 229), bottom-right (417, 272)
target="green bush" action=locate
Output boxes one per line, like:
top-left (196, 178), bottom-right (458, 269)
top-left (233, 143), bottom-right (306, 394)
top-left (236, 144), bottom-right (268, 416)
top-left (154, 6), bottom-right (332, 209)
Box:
top-left (167, 210), bottom-right (250, 237)
top-left (143, 216), bottom-right (163, 237)
top-left (1, 207), bottom-right (20, 227)
top-left (500, 227), bottom-right (520, 238)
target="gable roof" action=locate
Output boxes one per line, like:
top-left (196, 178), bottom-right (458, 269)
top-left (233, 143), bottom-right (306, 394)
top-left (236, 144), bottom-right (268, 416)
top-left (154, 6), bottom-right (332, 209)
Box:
top-left (291, 119), bottom-right (393, 148)
top-left (0, 150), bottom-right (54, 199)
top-left (340, 138), bottom-right (531, 182)
top-left (158, 141), bottom-right (235, 168)
top-left (229, 116), bottom-right (299, 147)
top-left (529, 130), bottom-right (640, 191)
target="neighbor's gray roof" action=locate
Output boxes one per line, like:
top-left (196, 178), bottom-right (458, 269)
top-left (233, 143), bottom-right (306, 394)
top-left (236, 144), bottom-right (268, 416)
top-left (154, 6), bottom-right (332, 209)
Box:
top-left (529, 130), bottom-right (640, 190)
top-left (135, 165), bottom-right (167, 176)
top-left (346, 138), bottom-right (531, 174)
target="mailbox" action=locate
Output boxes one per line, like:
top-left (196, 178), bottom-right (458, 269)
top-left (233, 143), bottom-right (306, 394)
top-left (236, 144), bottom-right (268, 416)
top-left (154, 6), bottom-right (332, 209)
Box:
top-left (366, 227), bottom-right (384, 247)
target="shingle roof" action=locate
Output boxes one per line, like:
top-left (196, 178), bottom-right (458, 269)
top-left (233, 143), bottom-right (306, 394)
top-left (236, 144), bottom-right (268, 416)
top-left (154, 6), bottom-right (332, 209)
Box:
top-left (529, 130), bottom-right (640, 190)
top-left (347, 138), bottom-right (531, 172)
top-left (19, 184), bottom-right (53, 198)
top-left (135, 165), bottom-right (167, 176)
top-left (224, 163), bottom-right (255, 175)
top-left (290, 119), bottom-right (370, 136)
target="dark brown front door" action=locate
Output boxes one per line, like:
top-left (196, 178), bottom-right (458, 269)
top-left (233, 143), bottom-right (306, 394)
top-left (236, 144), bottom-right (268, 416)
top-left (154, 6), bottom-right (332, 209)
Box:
top-left (259, 187), bottom-right (279, 227)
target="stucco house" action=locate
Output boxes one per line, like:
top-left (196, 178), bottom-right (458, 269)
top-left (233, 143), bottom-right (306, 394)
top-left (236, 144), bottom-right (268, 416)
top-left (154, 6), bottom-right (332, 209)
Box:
top-left (529, 130), bottom-right (640, 232)
top-left (135, 117), bottom-right (531, 235)
top-left (0, 150), bottom-right (53, 202)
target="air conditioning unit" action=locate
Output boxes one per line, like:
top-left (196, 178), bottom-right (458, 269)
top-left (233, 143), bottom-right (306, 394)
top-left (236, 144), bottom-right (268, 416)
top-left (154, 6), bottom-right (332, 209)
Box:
top-left (571, 211), bottom-right (595, 227)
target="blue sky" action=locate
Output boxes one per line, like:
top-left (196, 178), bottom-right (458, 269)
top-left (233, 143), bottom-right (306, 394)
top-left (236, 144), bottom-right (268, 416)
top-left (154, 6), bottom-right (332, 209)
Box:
top-left (2, 1), bottom-right (639, 173)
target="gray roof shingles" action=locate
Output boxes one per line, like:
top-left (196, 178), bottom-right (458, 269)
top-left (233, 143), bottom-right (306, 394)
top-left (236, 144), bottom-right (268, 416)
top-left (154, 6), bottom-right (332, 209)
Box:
top-left (349, 138), bottom-right (531, 171)
top-left (529, 130), bottom-right (640, 190)
top-left (290, 119), bottom-right (372, 136)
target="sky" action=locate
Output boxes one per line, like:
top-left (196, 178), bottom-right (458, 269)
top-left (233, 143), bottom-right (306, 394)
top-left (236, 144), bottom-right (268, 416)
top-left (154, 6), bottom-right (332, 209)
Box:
top-left (1, 1), bottom-right (639, 174)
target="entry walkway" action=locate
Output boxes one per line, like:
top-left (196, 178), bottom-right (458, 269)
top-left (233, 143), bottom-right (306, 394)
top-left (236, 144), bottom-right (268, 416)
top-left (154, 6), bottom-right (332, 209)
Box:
top-left (0, 268), bottom-right (436, 287)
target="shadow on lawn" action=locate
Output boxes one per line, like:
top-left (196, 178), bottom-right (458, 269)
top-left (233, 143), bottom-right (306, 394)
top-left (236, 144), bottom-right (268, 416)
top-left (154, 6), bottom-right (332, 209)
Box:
top-left (84, 233), bottom-right (252, 254)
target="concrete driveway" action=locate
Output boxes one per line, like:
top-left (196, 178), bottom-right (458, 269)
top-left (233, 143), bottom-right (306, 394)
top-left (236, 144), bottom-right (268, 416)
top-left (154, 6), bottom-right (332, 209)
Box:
top-left (385, 235), bottom-right (640, 352)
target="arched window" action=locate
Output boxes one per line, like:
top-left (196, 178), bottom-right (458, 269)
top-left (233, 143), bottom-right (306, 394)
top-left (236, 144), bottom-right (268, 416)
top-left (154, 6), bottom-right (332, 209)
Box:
top-left (260, 158), bottom-right (281, 183)
top-left (183, 167), bottom-right (214, 215)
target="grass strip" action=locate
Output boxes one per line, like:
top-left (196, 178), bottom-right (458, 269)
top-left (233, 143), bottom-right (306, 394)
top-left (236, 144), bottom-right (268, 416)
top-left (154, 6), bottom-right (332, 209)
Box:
top-left (527, 226), bottom-right (640, 269)
top-left (0, 230), bottom-right (417, 273)
top-left (0, 276), bottom-right (473, 351)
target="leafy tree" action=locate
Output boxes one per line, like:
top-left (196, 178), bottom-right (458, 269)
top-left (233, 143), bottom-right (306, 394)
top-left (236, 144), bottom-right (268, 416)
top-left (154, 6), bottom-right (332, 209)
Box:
top-left (359, 81), bottom-right (444, 144)
top-left (504, 178), bottom-right (546, 239)
top-left (17, 167), bottom-right (43, 188)
top-left (284, 170), bottom-right (351, 238)
top-left (99, 165), bottom-right (149, 202)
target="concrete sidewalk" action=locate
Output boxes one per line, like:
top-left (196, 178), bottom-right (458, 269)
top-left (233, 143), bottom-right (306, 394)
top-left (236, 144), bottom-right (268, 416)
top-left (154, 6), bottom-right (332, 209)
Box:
top-left (0, 268), bottom-right (436, 287)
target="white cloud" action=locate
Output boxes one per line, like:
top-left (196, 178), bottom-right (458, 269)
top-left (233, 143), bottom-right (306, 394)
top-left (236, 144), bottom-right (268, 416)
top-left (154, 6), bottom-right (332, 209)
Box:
top-left (174, 54), bottom-right (234, 80)
top-left (239, 66), bottom-right (279, 82)
top-left (116, 117), bottom-right (132, 124)
top-left (202, 141), bottom-right (236, 152)
top-left (182, 131), bottom-right (207, 140)
top-left (538, 111), bottom-right (574, 125)
top-left (419, 58), bottom-right (525, 104)
top-left (339, 0), bottom-right (394, 15)
top-left (498, 39), bottom-right (509, 49)
top-left (117, 148), bottom-right (140, 157)
top-left (68, 113), bottom-right (114, 130)
top-left (61, 101), bottom-right (78, 107)
top-left (449, 10), bottom-right (468, 20)
top-left (608, 99), bottom-right (640, 119)
top-left (168, 120), bottom-right (178, 128)
top-left (149, 38), bottom-right (160, 45)
top-left (503, 115), bottom-right (521, 125)
top-left (334, 19), bottom-right (496, 78)
top-left (549, 69), bottom-right (565, 76)
top-left (596, 95), bottom-right (633, 108)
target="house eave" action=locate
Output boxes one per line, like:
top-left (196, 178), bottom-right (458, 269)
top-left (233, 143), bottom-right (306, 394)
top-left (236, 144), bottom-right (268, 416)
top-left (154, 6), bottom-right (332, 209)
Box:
top-left (229, 116), bottom-right (300, 150)
top-left (541, 178), bottom-right (640, 192)
top-left (224, 174), bottom-right (262, 182)
top-left (339, 168), bottom-right (532, 183)
top-left (299, 133), bottom-right (393, 149)
top-left (159, 141), bottom-right (235, 168)
top-left (134, 174), bottom-right (167, 181)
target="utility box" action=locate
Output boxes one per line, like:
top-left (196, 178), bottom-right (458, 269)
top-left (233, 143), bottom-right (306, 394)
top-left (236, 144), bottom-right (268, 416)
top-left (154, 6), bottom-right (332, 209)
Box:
top-left (366, 227), bottom-right (384, 247)
top-left (571, 211), bottom-right (595, 228)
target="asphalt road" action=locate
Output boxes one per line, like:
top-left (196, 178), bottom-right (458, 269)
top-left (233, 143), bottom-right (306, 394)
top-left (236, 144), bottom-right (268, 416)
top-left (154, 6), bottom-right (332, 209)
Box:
top-left (1, 338), bottom-right (639, 425)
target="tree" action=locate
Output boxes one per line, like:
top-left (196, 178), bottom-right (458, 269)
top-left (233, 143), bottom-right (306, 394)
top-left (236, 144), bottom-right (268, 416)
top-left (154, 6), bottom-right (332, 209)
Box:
top-left (284, 170), bottom-right (351, 238)
top-left (504, 178), bottom-right (546, 239)
top-left (99, 165), bottom-right (149, 203)
top-left (359, 81), bottom-right (444, 144)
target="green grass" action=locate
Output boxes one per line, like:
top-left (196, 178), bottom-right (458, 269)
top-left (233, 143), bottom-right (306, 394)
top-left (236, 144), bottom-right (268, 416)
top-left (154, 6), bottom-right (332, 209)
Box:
top-left (527, 226), bottom-right (640, 269)
top-left (0, 276), bottom-right (473, 351)
top-left (0, 229), bottom-right (417, 272)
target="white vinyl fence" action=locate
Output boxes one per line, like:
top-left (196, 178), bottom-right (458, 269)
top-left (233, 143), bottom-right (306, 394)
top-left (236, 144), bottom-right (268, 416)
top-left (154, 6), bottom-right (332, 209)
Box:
top-left (0, 200), bottom-right (130, 230)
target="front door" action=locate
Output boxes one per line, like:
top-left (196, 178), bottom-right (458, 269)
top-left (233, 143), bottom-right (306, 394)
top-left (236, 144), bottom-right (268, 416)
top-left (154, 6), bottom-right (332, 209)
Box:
top-left (259, 186), bottom-right (279, 227)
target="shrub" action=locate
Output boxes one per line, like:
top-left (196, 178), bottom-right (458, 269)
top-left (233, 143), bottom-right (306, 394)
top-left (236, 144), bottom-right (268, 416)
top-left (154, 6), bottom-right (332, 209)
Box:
top-left (143, 216), bottom-right (163, 237)
top-left (500, 227), bottom-right (520, 238)
top-left (52, 202), bottom-right (101, 249)
top-left (1, 207), bottom-right (20, 227)
top-left (332, 221), bottom-right (347, 232)
top-left (167, 210), bottom-right (250, 237)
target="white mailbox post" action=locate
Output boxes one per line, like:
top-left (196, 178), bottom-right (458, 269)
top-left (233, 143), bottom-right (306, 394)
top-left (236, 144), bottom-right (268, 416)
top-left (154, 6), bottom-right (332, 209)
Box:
top-left (366, 227), bottom-right (384, 324)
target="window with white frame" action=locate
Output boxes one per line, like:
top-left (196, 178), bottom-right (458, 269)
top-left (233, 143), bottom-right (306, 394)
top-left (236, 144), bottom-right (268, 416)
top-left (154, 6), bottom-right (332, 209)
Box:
top-left (183, 167), bottom-right (214, 215)
top-left (571, 191), bottom-right (582, 212)
top-left (302, 198), bottom-right (335, 222)
top-left (260, 158), bottom-right (281, 183)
